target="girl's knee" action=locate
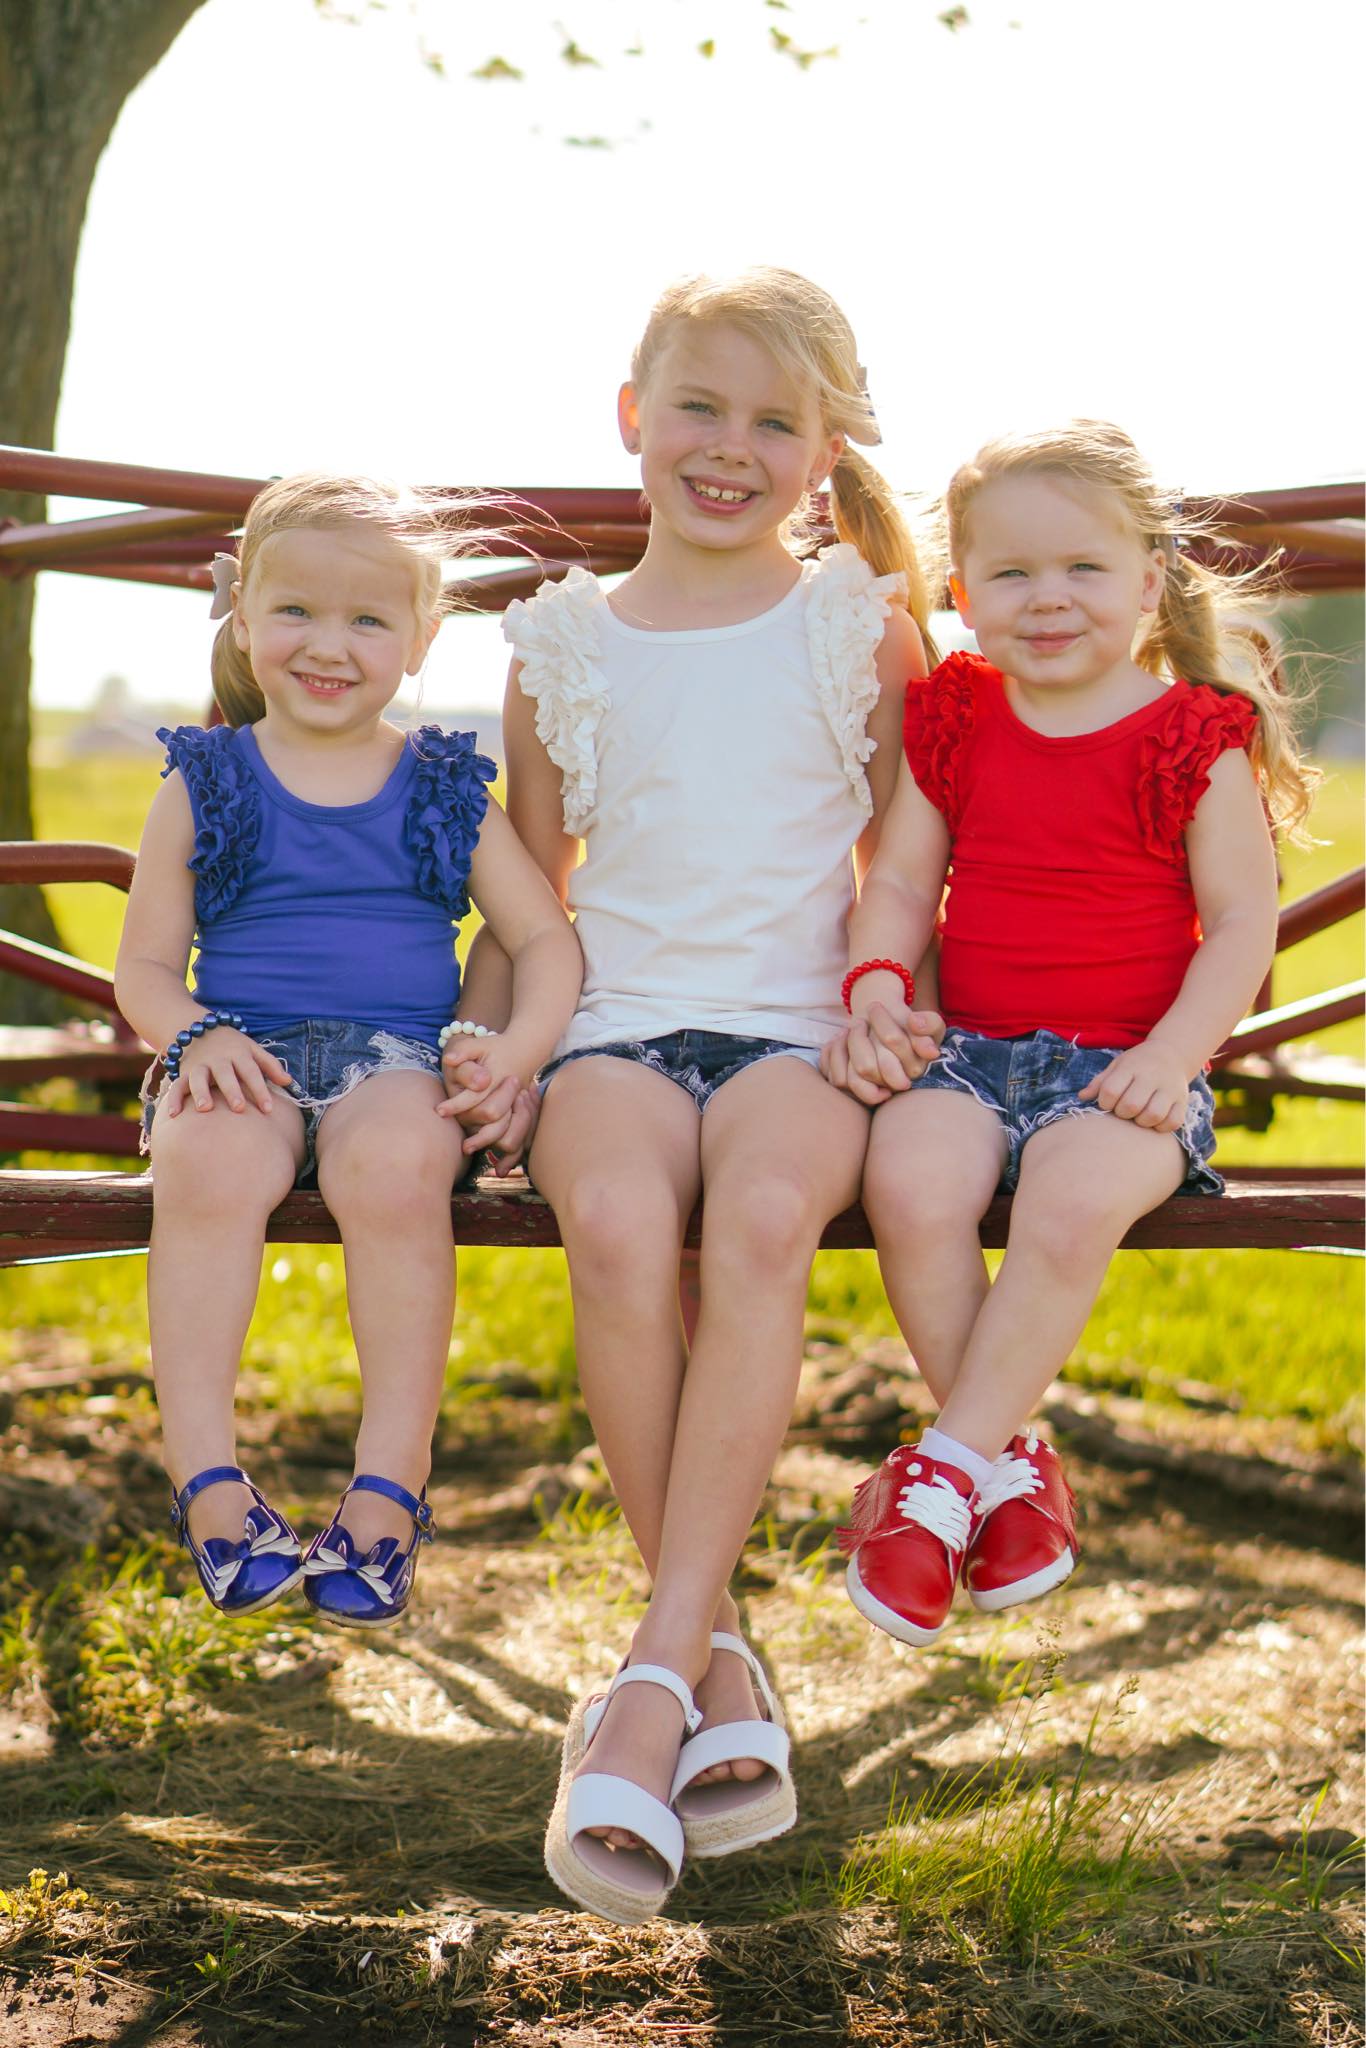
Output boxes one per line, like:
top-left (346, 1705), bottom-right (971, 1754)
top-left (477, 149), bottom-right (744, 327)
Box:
top-left (863, 1155), bottom-right (986, 1243)
top-left (557, 1171), bottom-right (686, 1280)
top-left (320, 1123), bottom-right (459, 1223)
top-left (705, 1169), bottom-right (823, 1275)
top-left (150, 1109), bottom-right (295, 1213)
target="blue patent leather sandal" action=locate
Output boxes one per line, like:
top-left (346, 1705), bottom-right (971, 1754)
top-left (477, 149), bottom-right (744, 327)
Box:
top-left (169, 1465), bottom-right (305, 1616)
top-left (301, 1474), bottom-right (435, 1629)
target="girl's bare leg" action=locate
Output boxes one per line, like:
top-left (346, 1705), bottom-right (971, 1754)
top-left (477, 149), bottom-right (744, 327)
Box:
top-left (530, 1056), bottom-right (703, 1554)
top-left (569, 1056), bottom-right (868, 1844)
top-left (314, 1070), bottom-right (465, 1551)
top-left (862, 1089), bottom-right (1008, 1407)
top-left (933, 1112), bottom-right (1187, 1459)
top-left (148, 1095), bottom-right (306, 1542)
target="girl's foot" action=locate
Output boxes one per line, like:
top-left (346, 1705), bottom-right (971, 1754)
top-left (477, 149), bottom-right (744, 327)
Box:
top-left (689, 1606), bottom-right (767, 1789)
top-left (577, 1663), bottom-right (698, 1853)
top-left (180, 1475), bottom-right (257, 1546)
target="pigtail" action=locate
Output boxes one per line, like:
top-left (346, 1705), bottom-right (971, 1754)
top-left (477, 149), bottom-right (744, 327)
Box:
top-left (210, 617), bottom-right (266, 727)
top-left (829, 447), bottom-right (939, 665)
top-left (1140, 546), bottom-right (1317, 838)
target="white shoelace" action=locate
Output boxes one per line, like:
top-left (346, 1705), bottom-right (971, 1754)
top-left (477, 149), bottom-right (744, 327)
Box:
top-left (894, 1470), bottom-right (973, 1552)
top-left (976, 1433), bottom-right (1045, 1517)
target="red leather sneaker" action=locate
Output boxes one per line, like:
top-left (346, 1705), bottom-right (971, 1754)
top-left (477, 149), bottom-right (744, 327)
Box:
top-left (962, 1430), bottom-right (1078, 1614)
top-left (838, 1447), bottom-right (978, 1646)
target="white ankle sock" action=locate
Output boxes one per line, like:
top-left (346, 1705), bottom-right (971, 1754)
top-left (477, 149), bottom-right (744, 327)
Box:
top-left (919, 1427), bottom-right (997, 1490)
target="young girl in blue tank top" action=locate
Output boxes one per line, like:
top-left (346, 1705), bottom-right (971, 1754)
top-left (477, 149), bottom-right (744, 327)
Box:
top-left (456, 269), bottom-right (943, 1922)
top-left (115, 475), bottom-right (581, 1631)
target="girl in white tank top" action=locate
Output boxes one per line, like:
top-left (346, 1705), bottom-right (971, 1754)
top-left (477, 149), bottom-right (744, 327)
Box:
top-left (459, 269), bottom-right (941, 1921)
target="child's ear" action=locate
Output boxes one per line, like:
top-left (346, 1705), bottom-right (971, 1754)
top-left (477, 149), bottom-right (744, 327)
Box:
top-left (406, 615), bottom-right (441, 676)
top-left (1140, 547), bottom-right (1167, 616)
top-left (948, 572), bottom-right (973, 626)
top-left (230, 599), bottom-right (250, 652)
top-left (811, 433), bottom-right (846, 492)
top-left (617, 382), bottom-right (641, 454)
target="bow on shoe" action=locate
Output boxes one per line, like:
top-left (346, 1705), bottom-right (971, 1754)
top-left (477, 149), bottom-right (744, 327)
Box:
top-left (302, 1529), bottom-right (403, 1607)
top-left (195, 1507), bottom-right (301, 1605)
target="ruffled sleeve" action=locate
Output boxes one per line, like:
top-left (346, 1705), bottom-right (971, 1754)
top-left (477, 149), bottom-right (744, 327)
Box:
top-left (1136, 683), bottom-right (1259, 862)
top-left (502, 567), bottom-right (608, 834)
top-left (157, 724), bottom-right (261, 922)
top-left (404, 728), bottom-right (497, 920)
top-left (803, 542), bottom-right (907, 818)
top-left (901, 651), bottom-right (984, 831)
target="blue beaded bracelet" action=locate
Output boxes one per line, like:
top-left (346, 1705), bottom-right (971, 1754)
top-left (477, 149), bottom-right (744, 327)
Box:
top-left (162, 1009), bottom-right (246, 1081)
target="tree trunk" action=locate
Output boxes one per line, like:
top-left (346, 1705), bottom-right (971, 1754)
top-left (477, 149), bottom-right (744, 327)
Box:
top-left (0, 0), bottom-right (204, 1020)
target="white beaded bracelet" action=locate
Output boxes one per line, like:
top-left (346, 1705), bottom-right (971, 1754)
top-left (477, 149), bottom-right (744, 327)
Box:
top-left (438, 1020), bottom-right (495, 1050)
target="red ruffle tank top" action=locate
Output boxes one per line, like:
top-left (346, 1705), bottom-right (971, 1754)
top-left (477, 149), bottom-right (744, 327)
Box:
top-left (902, 652), bottom-right (1258, 1049)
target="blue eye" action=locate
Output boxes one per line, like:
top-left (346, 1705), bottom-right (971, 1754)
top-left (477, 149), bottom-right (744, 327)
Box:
top-left (681, 400), bottom-right (715, 415)
top-left (1071, 562), bottom-right (1103, 574)
top-left (356, 614), bottom-right (386, 629)
top-left (278, 603), bottom-right (308, 616)
top-left (991, 568), bottom-right (1026, 579)
top-left (760, 417), bottom-right (794, 434)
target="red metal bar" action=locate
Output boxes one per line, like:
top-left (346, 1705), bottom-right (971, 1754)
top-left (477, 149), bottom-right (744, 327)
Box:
top-left (1189, 485), bottom-right (1366, 527)
top-left (46, 560), bottom-right (215, 593)
top-left (0, 842), bottom-right (136, 890)
top-left (20, 534), bottom-right (238, 569)
top-left (0, 1104), bottom-right (141, 1157)
top-left (1223, 980), bottom-right (1366, 1059)
top-left (0, 445), bottom-right (266, 515)
top-left (1276, 868), bottom-right (1366, 951)
top-left (0, 933), bottom-right (119, 1011)
top-left (0, 505), bottom-right (231, 567)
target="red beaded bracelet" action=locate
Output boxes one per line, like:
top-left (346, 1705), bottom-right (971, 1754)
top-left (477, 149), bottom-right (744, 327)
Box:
top-left (841, 958), bottom-right (916, 1013)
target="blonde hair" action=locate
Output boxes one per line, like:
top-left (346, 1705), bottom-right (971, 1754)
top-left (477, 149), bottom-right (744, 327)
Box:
top-left (943, 421), bottom-right (1317, 835)
top-left (630, 267), bottom-right (938, 661)
top-left (211, 474), bottom-right (471, 726)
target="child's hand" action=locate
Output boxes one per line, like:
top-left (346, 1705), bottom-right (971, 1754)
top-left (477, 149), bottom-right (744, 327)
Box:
top-left (167, 1029), bottom-right (294, 1117)
top-left (825, 1002), bottom-right (943, 1102)
top-left (1078, 1039), bottom-right (1191, 1131)
top-left (867, 1003), bottom-right (945, 1080)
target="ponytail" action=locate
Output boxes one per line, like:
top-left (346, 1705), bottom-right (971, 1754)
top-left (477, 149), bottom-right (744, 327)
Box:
top-left (1139, 546), bottom-right (1316, 838)
top-left (829, 446), bottom-right (939, 665)
top-left (210, 618), bottom-right (266, 727)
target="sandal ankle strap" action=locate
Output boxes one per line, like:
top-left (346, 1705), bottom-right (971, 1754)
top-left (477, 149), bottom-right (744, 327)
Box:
top-left (170, 1464), bottom-right (252, 1534)
top-left (708, 1630), bottom-right (778, 1716)
top-left (345, 1473), bottom-right (436, 1539)
top-left (608, 1663), bottom-right (702, 1734)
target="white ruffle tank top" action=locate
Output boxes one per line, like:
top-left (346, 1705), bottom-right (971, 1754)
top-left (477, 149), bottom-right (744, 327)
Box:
top-left (502, 543), bottom-right (905, 1060)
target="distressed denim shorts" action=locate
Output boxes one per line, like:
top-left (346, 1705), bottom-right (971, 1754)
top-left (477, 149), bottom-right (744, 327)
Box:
top-left (910, 1027), bottom-right (1223, 1195)
top-left (142, 1017), bottom-right (442, 1180)
top-left (539, 1028), bottom-right (822, 1113)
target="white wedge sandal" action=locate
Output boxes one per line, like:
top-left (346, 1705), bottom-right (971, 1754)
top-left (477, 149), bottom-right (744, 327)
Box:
top-left (544, 1662), bottom-right (701, 1925)
top-left (669, 1632), bottom-right (796, 1859)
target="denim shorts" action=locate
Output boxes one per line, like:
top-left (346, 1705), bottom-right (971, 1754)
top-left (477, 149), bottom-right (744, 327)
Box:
top-left (539, 1029), bottom-right (822, 1113)
top-left (141, 1017), bottom-right (442, 1179)
top-left (910, 1027), bottom-right (1223, 1194)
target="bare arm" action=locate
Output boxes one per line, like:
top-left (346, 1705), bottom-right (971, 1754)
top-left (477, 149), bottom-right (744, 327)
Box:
top-left (114, 772), bottom-right (290, 1114)
top-left (822, 756), bottom-right (951, 1103)
top-left (1080, 749), bottom-right (1279, 1128)
top-left (457, 661), bottom-right (579, 1031)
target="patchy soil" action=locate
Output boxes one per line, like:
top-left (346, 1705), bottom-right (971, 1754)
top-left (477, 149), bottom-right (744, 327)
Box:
top-left (0, 1344), bottom-right (1361, 2047)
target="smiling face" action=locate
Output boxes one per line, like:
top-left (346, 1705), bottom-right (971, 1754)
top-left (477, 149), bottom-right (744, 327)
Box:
top-left (231, 525), bottom-right (435, 742)
top-left (619, 321), bottom-right (843, 552)
top-left (952, 473), bottom-right (1166, 697)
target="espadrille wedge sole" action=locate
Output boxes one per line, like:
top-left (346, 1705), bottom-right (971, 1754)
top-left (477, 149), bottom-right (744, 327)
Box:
top-left (543, 1663), bottom-right (700, 1925)
top-left (670, 1632), bottom-right (796, 1859)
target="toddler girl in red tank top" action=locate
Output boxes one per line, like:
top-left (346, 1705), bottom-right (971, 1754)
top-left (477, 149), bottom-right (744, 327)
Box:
top-left (822, 420), bottom-right (1315, 1649)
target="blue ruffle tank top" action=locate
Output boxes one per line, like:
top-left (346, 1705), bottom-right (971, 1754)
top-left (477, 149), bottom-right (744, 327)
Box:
top-left (158, 722), bottom-right (495, 1046)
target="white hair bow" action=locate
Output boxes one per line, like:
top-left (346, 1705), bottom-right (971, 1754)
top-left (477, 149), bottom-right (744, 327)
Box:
top-left (208, 552), bottom-right (239, 620)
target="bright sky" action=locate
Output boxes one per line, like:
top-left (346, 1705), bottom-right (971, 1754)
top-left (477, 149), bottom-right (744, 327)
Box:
top-left (31, 0), bottom-right (1363, 713)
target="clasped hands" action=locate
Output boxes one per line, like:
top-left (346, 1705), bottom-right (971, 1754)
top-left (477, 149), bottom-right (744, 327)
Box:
top-left (820, 1001), bottom-right (946, 1102)
top-left (437, 1038), bottom-right (539, 1171)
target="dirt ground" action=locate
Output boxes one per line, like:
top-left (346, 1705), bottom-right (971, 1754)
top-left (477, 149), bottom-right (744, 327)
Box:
top-left (1, 1343), bottom-right (1362, 2048)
